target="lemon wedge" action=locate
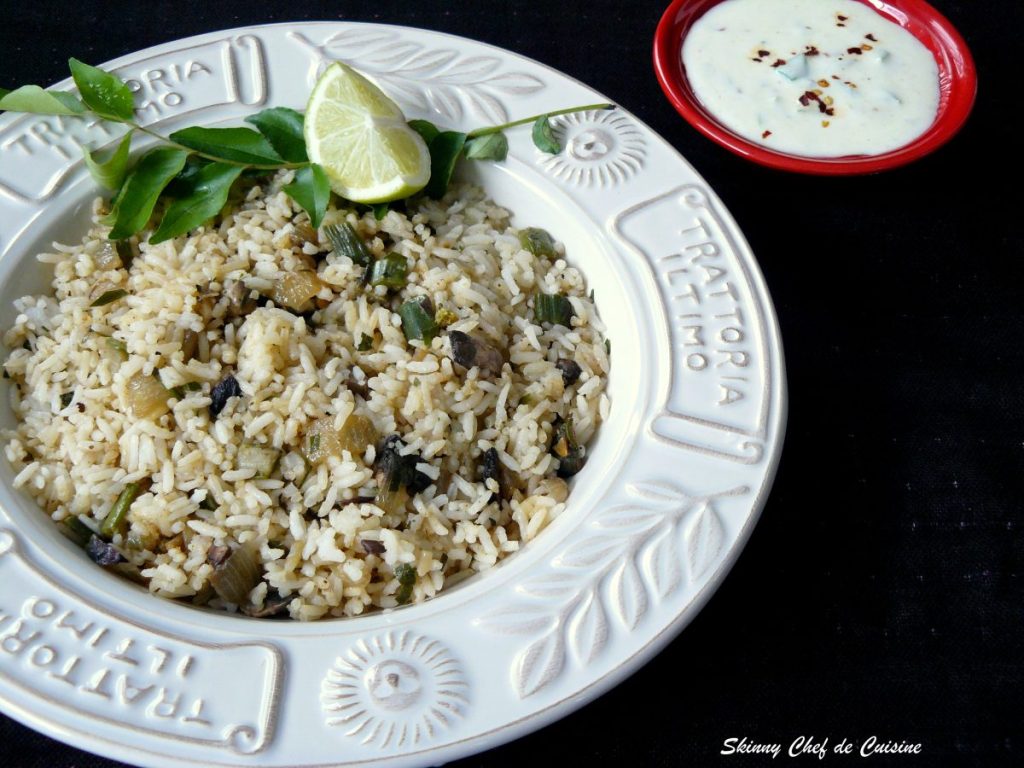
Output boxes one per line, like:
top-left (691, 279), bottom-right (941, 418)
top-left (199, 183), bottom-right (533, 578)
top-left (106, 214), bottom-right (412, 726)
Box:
top-left (304, 62), bottom-right (431, 203)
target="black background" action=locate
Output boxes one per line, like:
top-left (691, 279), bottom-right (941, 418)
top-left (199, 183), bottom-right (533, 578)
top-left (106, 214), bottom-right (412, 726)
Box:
top-left (1, 1), bottom-right (1020, 766)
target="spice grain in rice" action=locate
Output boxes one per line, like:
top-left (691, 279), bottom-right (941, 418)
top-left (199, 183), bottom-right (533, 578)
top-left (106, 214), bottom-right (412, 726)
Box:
top-left (1, 172), bottom-right (610, 620)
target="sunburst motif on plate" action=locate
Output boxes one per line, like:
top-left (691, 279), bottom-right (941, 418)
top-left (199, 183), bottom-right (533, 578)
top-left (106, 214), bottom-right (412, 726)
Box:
top-left (320, 630), bottom-right (468, 748)
top-left (536, 109), bottom-right (647, 188)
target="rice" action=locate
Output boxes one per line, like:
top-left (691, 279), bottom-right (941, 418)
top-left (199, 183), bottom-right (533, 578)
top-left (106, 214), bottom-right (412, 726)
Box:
top-left (1, 172), bottom-right (609, 619)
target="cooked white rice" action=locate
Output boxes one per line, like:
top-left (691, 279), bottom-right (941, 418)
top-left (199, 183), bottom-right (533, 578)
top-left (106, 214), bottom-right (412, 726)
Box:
top-left (1, 173), bottom-right (609, 620)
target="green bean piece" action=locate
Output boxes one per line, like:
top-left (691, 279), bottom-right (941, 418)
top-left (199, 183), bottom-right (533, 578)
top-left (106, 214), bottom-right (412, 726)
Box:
top-left (323, 222), bottom-right (371, 267)
top-left (91, 288), bottom-right (128, 307)
top-left (399, 297), bottom-right (439, 346)
top-left (396, 582), bottom-right (414, 604)
top-left (394, 562), bottom-right (417, 585)
top-left (369, 252), bottom-right (409, 289)
top-left (534, 292), bottom-right (573, 327)
top-left (63, 516), bottom-right (93, 546)
top-left (518, 227), bottom-right (557, 258)
top-left (105, 336), bottom-right (128, 355)
top-left (394, 562), bottom-right (417, 605)
top-left (100, 482), bottom-right (141, 538)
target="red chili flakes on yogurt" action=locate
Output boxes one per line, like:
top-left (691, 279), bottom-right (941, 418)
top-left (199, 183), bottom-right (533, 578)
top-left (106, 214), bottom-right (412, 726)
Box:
top-left (679, 0), bottom-right (942, 157)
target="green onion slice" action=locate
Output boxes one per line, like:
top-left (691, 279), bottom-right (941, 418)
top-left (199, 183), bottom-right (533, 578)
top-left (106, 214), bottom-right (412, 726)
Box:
top-left (369, 252), bottom-right (409, 289)
top-left (534, 292), bottom-right (573, 327)
top-left (91, 288), bottom-right (128, 307)
top-left (394, 562), bottom-right (417, 605)
top-left (518, 227), bottom-right (557, 258)
top-left (323, 222), bottom-right (371, 267)
top-left (101, 482), bottom-right (141, 538)
top-left (399, 297), bottom-right (439, 346)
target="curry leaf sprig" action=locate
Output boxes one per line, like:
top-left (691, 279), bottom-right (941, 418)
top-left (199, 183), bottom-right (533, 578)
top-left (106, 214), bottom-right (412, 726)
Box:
top-left (412, 103), bottom-right (615, 199)
top-left (0, 58), bottom-right (614, 243)
top-left (0, 59), bottom-right (317, 242)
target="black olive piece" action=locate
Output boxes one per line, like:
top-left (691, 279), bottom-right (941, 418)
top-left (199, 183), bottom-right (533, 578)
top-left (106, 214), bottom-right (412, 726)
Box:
top-left (555, 359), bottom-right (582, 386)
top-left (481, 447), bottom-right (504, 501)
top-left (404, 467), bottom-right (432, 495)
top-left (374, 435), bottom-right (406, 493)
top-left (556, 450), bottom-right (587, 478)
top-left (207, 544), bottom-right (230, 568)
top-left (449, 331), bottom-right (476, 368)
top-left (223, 279), bottom-right (260, 318)
top-left (209, 375), bottom-right (242, 418)
top-left (86, 535), bottom-right (124, 566)
top-left (375, 434), bottom-right (432, 495)
top-left (549, 414), bottom-right (586, 477)
top-left (242, 588), bottom-right (293, 618)
top-left (346, 374), bottom-right (370, 400)
top-left (360, 539), bottom-right (387, 555)
top-left (448, 330), bottom-right (504, 377)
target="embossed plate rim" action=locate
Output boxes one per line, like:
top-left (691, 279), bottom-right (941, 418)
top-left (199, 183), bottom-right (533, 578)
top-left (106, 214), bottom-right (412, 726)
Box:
top-left (0, 20), bottom-right (786, 768)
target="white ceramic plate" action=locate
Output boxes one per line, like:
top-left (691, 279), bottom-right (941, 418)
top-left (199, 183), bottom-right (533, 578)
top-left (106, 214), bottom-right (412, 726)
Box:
top-left (0, 22), bottom-right (785, 767)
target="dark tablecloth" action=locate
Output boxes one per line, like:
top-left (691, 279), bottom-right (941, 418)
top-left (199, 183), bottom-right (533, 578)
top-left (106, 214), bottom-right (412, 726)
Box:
top-left (1, 1), bottom-right (1020, 766)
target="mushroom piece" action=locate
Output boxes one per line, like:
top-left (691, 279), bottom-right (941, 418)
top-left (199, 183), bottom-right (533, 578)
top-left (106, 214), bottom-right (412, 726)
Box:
top-left (555, 359), bottom-right (582, 386)
top-left (223, 279), bottom-right (259, 318)
top-left (480, 446), bottom-right (512, 501)
top-left (448, 331), bottom-right (504, 377)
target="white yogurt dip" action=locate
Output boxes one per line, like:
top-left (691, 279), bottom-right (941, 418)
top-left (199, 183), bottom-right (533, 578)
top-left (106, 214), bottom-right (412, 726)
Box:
top-left (682, 0), bottom-right (941, 157)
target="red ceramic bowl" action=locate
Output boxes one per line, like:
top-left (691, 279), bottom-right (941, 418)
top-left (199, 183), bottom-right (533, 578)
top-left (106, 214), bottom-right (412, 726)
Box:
top-left (653, 0), bottom-right (977, 174)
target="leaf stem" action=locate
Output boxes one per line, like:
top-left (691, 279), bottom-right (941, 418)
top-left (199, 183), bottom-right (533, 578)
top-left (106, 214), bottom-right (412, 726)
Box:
top-left (465, 102), bottom-right (615, 139)
top-left (127, 121), bottom-right (304, 170)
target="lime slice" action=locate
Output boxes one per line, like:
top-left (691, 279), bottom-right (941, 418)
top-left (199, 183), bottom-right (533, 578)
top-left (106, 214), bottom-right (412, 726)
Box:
top-left (304, 62), bottom-right (431, 203)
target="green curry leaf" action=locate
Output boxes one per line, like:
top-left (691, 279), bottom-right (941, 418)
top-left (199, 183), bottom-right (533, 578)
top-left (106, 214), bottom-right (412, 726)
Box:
top-left (464, 132), bottom-right (509, 161)
top-left (107, 148), bottom-right (188, 240)
top-left (0, 85), bottom-right (85, 115)
top-left (168, 126), bottom-right (283, 165)
top-left (150, 162), bottom-right (244, 243)
top-left (424, 131), bottom-right (466, 199)
top-left (68, 58), bottom-right (135, 122)
top-left (531, 115), bottom-right (561, 154)
top-left (408, 119), bottom-right (440, 146)
top-left (283, 163), bottom-right (331, 229)
top-left (244, 107), bottom-right (308, 163)
top-left (81, 132), bottom-right (133, 190)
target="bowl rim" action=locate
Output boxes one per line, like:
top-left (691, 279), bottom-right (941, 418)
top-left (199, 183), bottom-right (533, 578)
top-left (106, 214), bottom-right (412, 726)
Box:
top-left (652, 0), bottom-right (978, 175)
top-left (0, 19), bottom-right (788, 768)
